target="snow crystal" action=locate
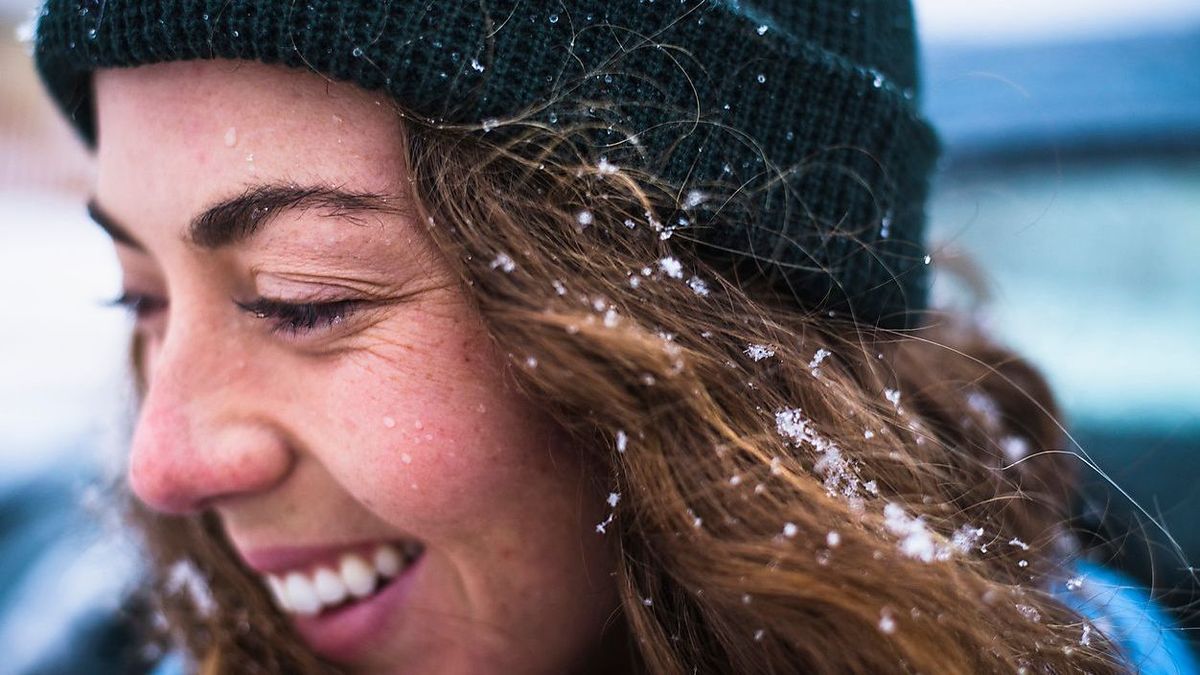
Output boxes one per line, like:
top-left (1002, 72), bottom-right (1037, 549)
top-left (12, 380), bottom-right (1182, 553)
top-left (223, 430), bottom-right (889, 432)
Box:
top-left (576, 210), bottom-right (594, 227)
top-left (658, 256), bottom-right (684, 279)
top-left (774, 408), bottom-right (810, 446)
top-left (552, 280), bottom-right (567, 295)
top-left (742, 593), bottom-right (753, 604)
top-left (756, 25), bottom-right (769, 35)
top-left (884, 503), bottom-right (951, 563)
top-left (1000, 436), bottom-right (1029, 462)
top-left (616, 430), bottom-right (628, 453)
top-left (775, 407), bottom-right (864, 499)
top-left (1008, 537), bottom-right (1030, 551)
top-left (595, 512), bottom-right (614, 534)
top-left (642, 597), bottom-right (653, 606)
top-left (470, 58), bottom-right (485, 72)
top-left (878, 611), bottom-right (897, 634)
top-left (623, 218), bottom-right (637, 229)
top-left (607, 492), bottom-right (621, 507)
top-left (923, 254), bottom-right (932, 265)
top-left (524, 355), bottom-right (538, 368)
top-left (826, 531), bottom-right (841, 547)
top-left (482, 118), bottom-right (500, 132)
top-left (603, 308), bottom-right (620, 328)
top-left (687, 275), bottom-right (710, 296)
top-left (167, 560), bottom-right (215, 617)
top-left (864, 429), bottom-right (875, 439)
top-left (683, 190), bottom-right (707, 208)
top-left (782, 522), bottom-right (798, 538)
top-left (884, 388), bottom-right (902, 409)
top-left (1066, 576), bottom-right (1085, 591)
top-left (880, 213), bottom-right (893, 238)
top-left (966, 389), bottom-right (1002, 428)
top-left (597, 157), bottom-right (620, 175)
top-left (729, 474), bottom-right (743, 486)
top-left (753, 628), bottom-right (765, 641)
top-left (808, 348), bottom-right (832, 376)
top-left (1016, 604), bottom-right (1041, 623)
top-left (489, 252), bottom-right (516, 272)
top-left (1017, 560), bottom-right (1029, 568)
top-left (1081, 623), bottom-right (1093, 646)
top-left (951, 525), bottom-right (985, 554)
top-left (745, 343), bottom-right (776, 361)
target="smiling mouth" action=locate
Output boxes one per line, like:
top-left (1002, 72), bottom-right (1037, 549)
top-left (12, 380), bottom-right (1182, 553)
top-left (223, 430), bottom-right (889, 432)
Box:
top-left (262, 541), bottom-right (424, 617)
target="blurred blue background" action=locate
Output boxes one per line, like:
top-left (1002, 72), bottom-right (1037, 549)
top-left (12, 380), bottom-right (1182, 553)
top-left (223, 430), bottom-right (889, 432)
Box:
top-left (0, 0), bottom-right (1197, 671)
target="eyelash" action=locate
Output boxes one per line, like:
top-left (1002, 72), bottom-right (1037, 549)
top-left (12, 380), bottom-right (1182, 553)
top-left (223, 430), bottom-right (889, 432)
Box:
top-left (108, 292), bottom-right (167, 319)
top-left (234, 297), bottom-right (363, 336)
top-left (108, 293), bottom-right (362, 337)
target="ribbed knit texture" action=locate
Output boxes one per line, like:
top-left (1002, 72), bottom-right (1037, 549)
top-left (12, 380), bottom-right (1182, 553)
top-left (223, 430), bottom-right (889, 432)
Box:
top-left (34, 0), bottom-right (939, 329)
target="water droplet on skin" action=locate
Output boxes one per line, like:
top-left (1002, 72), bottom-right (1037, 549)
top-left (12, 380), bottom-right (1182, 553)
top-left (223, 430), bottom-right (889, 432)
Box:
top-left (382, 416), bottom-right (396, 428)
top-left (223, 127), bottom-right (237, 147)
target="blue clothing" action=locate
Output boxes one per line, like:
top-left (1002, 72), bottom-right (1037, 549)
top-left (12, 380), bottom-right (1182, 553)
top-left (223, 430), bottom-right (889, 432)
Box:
top-left (1057, 560), bottom-right (1199, 674)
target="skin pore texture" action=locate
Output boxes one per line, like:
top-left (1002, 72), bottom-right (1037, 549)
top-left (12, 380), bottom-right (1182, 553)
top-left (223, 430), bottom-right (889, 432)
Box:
top-left (93, 60), bottom-right (622, 674)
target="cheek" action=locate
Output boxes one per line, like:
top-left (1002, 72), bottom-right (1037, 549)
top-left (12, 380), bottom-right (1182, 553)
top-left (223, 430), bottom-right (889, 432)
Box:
top-left (308, 322), bottom-right (596, 543)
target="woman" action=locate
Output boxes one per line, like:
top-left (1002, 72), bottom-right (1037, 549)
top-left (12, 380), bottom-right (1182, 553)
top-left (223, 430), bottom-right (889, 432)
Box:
top-left (31, 1), bottom-right (1194, 673)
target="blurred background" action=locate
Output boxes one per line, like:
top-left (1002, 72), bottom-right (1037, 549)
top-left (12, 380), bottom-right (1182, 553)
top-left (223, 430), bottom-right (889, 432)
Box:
top-left (0, 0), bottom-right (1197, 672)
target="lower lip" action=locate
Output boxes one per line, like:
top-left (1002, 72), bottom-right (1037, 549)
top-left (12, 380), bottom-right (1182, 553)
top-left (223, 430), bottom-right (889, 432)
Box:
top-left (290, 553), bottom-right (425, 662)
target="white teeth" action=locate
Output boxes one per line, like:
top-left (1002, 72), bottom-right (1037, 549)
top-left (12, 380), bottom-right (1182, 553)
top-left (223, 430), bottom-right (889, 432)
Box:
top-left (313, 567), bottom-right (348, 606)
top-left (263, 542), bottom-right (421, 616)
top-left (267, 575), bottom-right (291, 612)
top-left (374, 544), bottom-right (402, 578)
top-left (284, 572), bottom-right (321, 616)
top-left (340, 553), bottom-right (377, 599)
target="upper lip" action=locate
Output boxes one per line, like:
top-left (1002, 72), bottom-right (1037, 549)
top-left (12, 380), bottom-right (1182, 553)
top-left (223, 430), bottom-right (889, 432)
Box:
top-left (236, 538), bottom-right (414, 575)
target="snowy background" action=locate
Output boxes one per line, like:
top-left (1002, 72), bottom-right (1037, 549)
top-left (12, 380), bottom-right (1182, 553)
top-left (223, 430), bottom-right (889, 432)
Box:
top-left (1, 1), bottom-right (1198, 671)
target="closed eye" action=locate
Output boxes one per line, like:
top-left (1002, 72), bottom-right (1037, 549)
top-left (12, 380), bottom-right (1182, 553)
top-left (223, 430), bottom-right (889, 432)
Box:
top-left (107, 291), bottom-right (168, 319)
top-left (234, 297), bottom-right (365, 337)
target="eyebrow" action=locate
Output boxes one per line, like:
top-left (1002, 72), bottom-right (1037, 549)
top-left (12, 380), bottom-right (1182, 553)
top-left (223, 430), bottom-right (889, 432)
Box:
top-left (87, 183), bottom-right (410, 252)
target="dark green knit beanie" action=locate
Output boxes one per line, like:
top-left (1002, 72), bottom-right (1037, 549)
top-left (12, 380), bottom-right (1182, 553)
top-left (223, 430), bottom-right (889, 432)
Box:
top-left (33, 0), bottom-right (939, 329)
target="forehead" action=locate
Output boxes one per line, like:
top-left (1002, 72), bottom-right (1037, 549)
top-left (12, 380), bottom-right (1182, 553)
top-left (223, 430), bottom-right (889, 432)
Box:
top-left (93, 60), bottom-right (407, 226)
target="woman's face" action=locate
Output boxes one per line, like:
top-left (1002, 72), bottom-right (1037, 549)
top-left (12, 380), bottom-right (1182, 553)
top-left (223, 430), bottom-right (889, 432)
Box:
top-left (92, 61), bottom-right (619, 674)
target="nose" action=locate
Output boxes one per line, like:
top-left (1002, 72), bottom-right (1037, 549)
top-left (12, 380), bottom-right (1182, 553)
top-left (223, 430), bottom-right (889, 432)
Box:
top-left (128, 320), bottom-right (293, 515)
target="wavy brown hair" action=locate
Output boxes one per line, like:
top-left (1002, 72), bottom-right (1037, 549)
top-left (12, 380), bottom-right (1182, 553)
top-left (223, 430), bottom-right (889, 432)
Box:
top-left (122, 107), bottom-right (1129, 674)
